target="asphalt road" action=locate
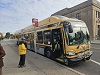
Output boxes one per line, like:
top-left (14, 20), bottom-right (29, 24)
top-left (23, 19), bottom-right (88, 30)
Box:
top-left (69, 44), bottom-right (100, 75)
top-left (91, 44), bottom-right (100, 63)
top-left (5, 39), bottom-right (100, 75)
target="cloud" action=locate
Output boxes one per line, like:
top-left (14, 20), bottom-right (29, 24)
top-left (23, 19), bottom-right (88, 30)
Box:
top-left (97, 0), bottom-right (100, 2)
top-left (0, 0), bottom-right (87, 35)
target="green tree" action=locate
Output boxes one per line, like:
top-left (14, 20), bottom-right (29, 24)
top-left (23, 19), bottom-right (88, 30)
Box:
top-left (5, 32), bottom-right (10, 39)
top-left (10, 34), bottom-right (14, 39)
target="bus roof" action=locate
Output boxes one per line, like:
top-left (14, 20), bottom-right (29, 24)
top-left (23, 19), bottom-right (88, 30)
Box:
top-left (14, 25), bottom-right (34, 34)
top-left (15, 15), bottom-right (84, 34)
top-left (38, 15), bottom-right (83, 27)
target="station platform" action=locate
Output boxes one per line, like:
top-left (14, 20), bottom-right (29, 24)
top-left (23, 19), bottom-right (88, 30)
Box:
top-left (1, 39), bottom-right (85, 75)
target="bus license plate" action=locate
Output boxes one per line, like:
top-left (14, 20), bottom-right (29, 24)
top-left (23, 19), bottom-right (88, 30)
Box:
top-left (78, 53), bottom-right (84, 58)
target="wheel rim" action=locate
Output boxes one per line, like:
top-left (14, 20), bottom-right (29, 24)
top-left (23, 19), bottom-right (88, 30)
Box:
top-left (64, 59), bottom-right (69, 65)
top-left (46, 51), bottom-right (51, 57)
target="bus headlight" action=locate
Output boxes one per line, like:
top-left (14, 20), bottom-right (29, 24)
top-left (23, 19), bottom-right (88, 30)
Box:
top-left (68, 51), bottom-right (75, 55)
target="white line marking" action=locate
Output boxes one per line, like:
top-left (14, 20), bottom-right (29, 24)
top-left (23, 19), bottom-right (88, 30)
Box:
top-left (91, 59), bottom-right (100, 65)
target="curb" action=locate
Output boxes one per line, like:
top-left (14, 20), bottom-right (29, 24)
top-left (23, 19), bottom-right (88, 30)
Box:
top-left (91, 43), bottom-right (100, 45)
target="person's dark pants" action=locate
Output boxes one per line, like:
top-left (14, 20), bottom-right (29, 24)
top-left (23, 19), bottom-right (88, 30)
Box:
top-left (19, 54), bottom-right (25, 66)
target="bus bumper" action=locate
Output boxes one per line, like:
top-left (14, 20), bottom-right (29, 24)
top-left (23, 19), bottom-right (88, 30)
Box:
top-left (69, 51), bottom-right (93, 62)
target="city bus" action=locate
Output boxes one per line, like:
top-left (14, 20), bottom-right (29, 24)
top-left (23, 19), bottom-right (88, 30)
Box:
top-left (15, 25), bottom-right (35, 49)
top-left (15, 15), bottom-right (93, 65)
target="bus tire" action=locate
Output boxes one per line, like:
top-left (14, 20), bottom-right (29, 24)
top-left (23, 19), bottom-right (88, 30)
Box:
top-left (64, 58), bottom-right (71, 66)
top-left (45, 48), bottom-right (52, 58)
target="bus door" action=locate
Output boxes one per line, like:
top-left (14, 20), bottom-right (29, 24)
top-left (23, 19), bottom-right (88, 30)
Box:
top-left (30, 33), bottom-right (34, 51)
top-left (52, 28), bottom-right (63, 58)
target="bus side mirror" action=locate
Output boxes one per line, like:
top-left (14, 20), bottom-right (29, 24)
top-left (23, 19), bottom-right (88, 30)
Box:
top-left (86, 33), bottom-right (90, 40)
top-left (68, 25), bottom-right (73, 33)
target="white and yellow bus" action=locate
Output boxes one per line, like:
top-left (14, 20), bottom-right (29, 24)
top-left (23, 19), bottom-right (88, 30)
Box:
top-left (15, 15), bottom-right (93, 65)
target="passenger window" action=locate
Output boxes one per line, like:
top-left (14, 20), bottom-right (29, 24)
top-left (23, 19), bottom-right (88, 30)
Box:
top-left (36, 31), bottom-right (43, 43)
top-left (44, 30), bottom-right (51, 45)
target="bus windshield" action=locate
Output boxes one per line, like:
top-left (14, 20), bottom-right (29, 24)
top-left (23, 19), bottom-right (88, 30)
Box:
top-left (63, 21), bottom-right (90, 46)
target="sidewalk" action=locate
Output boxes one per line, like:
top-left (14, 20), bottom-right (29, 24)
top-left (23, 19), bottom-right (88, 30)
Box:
top-left (1, 39), bottom-right (84, 75)
top-left (91, 40), bottom-right (100, 44)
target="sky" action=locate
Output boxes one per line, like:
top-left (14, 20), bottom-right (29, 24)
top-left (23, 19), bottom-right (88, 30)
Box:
top-left (0, 0), bottom-right (100, 35)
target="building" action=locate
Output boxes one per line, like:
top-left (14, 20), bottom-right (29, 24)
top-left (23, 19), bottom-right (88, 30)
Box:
top-left (52, 0), bottom-right (100, 40)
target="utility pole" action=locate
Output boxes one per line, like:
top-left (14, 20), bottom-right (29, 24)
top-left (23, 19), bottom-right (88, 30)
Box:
top-left (32, 18), bottom-right (38, 58)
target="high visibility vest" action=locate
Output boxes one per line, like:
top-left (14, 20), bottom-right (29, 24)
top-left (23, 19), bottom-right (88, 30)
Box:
top-left (18, 44), bottom-right (27, 55)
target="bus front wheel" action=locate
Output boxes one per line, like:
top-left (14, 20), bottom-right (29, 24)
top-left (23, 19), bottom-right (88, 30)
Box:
top-left (64, 59), bottom-right (70, 66)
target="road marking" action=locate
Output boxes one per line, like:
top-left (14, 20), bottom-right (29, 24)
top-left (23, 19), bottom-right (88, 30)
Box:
top-left (91, 59), bottom-right (100, 65)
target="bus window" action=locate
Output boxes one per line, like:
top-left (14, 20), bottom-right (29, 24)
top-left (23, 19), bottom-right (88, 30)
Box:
top-left (24, 34), bottom-right (29, 39)
top-left (37, 31), bottom-right (43, 43)
top-left (44, 30), bottom-right (51, 45)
